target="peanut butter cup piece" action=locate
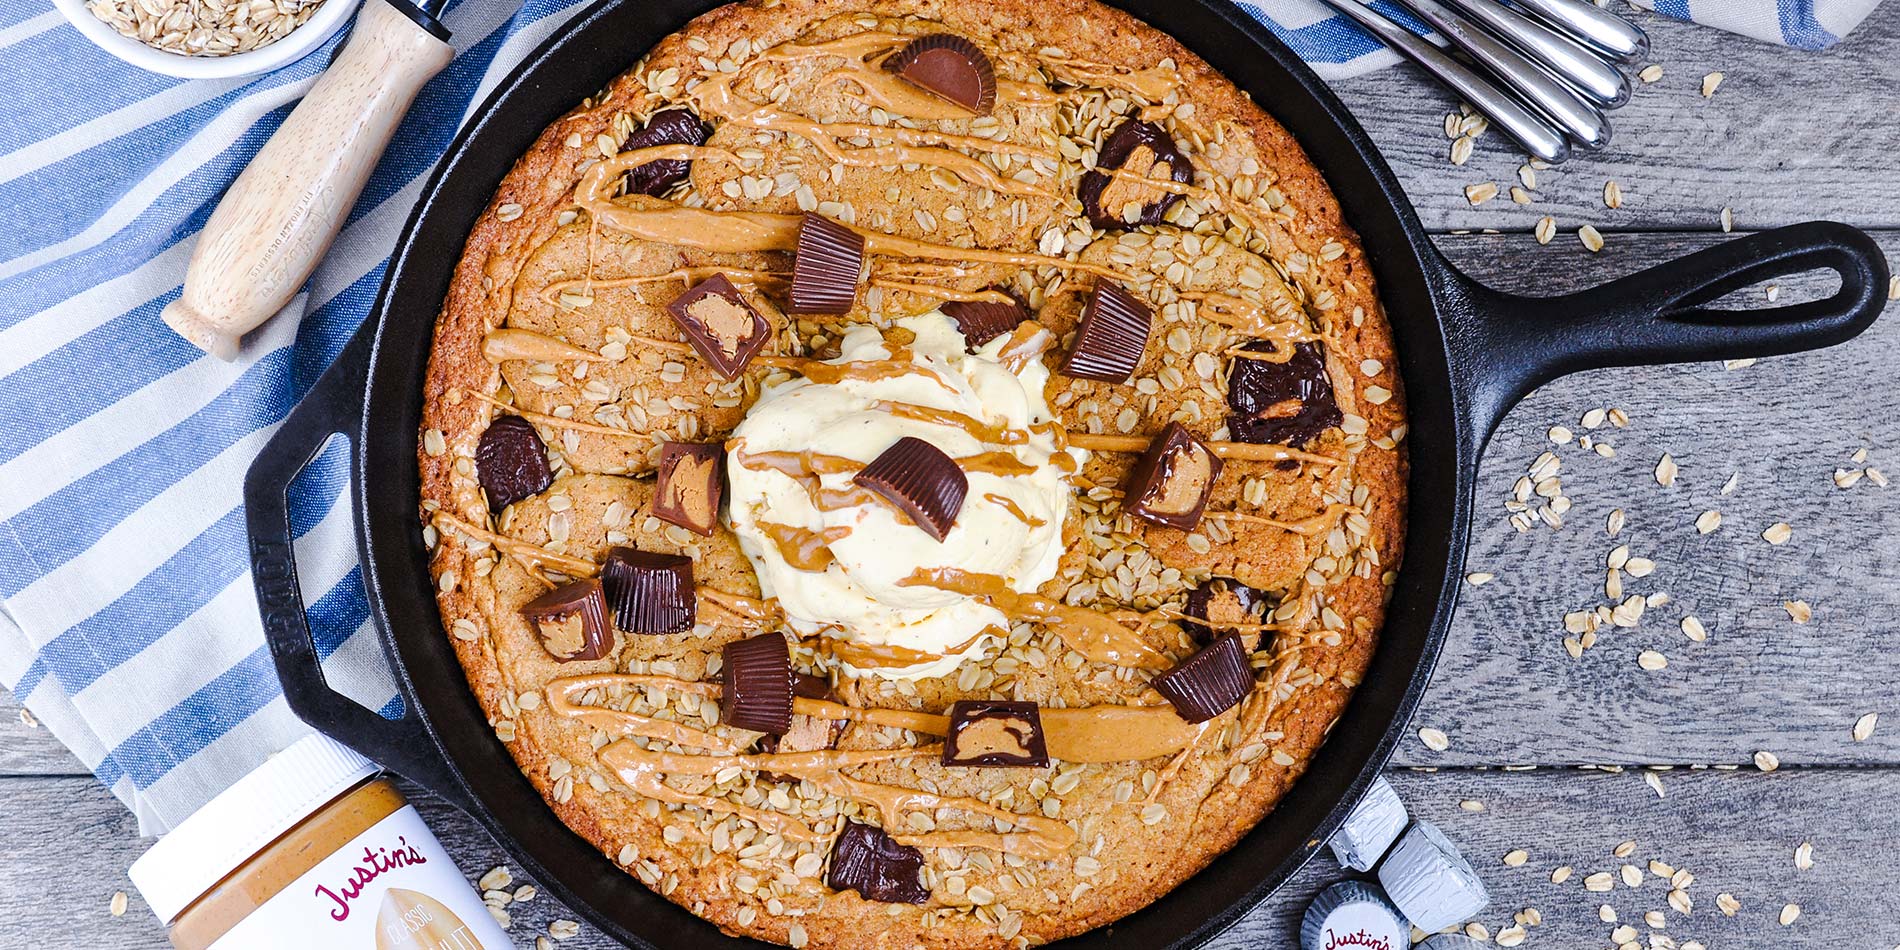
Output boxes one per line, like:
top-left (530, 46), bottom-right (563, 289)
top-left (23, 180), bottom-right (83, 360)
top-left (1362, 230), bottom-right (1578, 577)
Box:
top-left (755, 673), bottom-right (844, 779)
top-left (1122, 422), bottom-right (1222, 531)
top-left (883, 33), bottom-right (997, 115)
top-left (826, 821), bottom-right (929, 904)
top-left (619, 108), bottom-right (712, 197)
top-left (475, 414), bottom-right (552, 511)
top-left (1153, 632), bottom-right (1252, 723)
top-left (1227, 340), bottom-right (1342, 447)
top-left (941, 289), bottom-right (1028, 349)
top-left (520, 578), bottom-right (614, 662)
top-left (788, 214), bottom-right (866, 314)
top-left (1059, 280), bottom-right (1152, 383)
top-left (600, 547), bottom-right (695, 634)
top-left (721, 633), bottom-right (794, 735)
top-left (653, 441), bottom-right (725, 536)
top-left (665, 273), bottom-right (770, 380)
top-left (853, 436), bottom-right (968, 542)
top-left (942, 700), bottom-right (1049, 768)
top-left (1078, 119), bottom-right (1194, 229)
top-left (1181, 578), bottom-right (1271, 649)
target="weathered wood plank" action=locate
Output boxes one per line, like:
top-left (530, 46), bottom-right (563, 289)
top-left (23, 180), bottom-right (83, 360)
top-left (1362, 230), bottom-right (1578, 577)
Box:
top-left (1329, 9), bottom-right (1900, 233)
top-left (0, 692), bottom-right (85, 776)
top-left (1401, 229), bottom-right (1900, 768)
top-left (7, 769), bottom-right (1895, 948)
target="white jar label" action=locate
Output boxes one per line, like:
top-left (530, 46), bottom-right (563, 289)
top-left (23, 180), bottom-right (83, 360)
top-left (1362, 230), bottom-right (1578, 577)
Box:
top-left (209, 805), bottom-right (514, 949)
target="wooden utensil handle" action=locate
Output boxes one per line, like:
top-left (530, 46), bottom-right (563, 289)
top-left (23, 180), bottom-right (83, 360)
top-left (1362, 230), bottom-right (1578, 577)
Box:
top-left (162, 0), bottom-right (454, 360)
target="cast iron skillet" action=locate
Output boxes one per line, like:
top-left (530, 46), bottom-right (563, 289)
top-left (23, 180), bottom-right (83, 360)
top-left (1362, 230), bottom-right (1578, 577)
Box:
top-left (244, 0), bottom-right (1888, 945)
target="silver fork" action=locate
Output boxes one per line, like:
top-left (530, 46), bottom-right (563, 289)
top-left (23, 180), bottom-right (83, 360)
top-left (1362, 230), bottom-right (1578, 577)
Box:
top-left (1313, 0), bottom-right (1648, 164)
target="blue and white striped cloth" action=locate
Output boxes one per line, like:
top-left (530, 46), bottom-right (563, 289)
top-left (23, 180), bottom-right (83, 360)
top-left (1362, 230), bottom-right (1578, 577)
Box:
top-left (0, 0), bottom-right (1880, 836)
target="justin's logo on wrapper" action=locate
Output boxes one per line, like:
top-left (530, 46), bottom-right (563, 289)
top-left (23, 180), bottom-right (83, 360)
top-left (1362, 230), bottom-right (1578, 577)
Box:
top-left (1324, 928), bottom-right (1395, 950)
top-left (376, 888), bottom-right (485, 950)
top-left (315, 835), bottom-right (429, 921)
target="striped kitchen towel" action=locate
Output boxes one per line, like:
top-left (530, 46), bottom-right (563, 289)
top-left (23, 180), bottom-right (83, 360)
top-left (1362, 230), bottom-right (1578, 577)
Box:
top-left (0, 0), bottom-right (1881, 837)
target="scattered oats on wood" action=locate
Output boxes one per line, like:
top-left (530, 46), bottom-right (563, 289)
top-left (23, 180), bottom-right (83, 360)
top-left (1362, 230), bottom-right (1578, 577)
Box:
top-left (1680, 616), bottom-right (1707, 642)
top-left (109, 891), bottom-right (128, 917)
top-left (1720, 207), bottom-right (1734, 232)
top-left (1467, 572), bottom-right (1496, 586)
top-left (1702, 72), bottom-right (1724, 98)
top-left (1721, 472), bottom-right (1740, 494)
top-left (1551, 865), bottom-right (1574, 884)
top-left (1503, 849), bottom-right (1529, 867)
top-left (1466, 182), bottom-right (1500, 206)
top-left (1638, 650), bottom-right (1668, 671)
top-left (1724, 357), bottom-right (1756, 370)
top-left (1644, 771), bottom-right (1666, 797)
top-left (1890, 275), bottom-right (1900, 300)
top-left (1754, 750), bottom-right (1781, 772)
top-left (1783, 600), bottom-right (1812, 624)
top-left (1717, 893), bottom-right (1741, 916)
top-left (1599, 903), bottom-right (1617, 922)
top-left (1585, 871), bottom-right (1616, 892)
top-left (1794, 841), bottom-right (1814, 870)
top-left (1779, 903), bottom-right (1800, 925)
top-left (1619, 864), bottom-right (1644, 887)
top-left (1694, 510), bottom-right (1722, 534)
top-left (1460, 799), bottom-right (1485, 812)
top-left (1762, 522), bottom-right (1793, 545)
top-left (1582, 408), bottom-right (1607, 429)
top-left (1639, 64), bottom-right (1664, 83)
top-left (1510, 186), bottom-right (1533, 205)
top-left (1603, 180), bottom-right (1623, 209)
top-left (1549, 425), bottom-right (1574, 444)
top-left (1535, 216), bottom-right (1557, 245)
top-left (1854, 711), bottom-right (1879, 742)
top-left (1607, 508), bottom-right (1625, 536)
top-left (1419, 727), bottom-right (1451, 751)
top-left (1579, 225), bottom-right (1605, 253)
top-left (1451, 136), bottom-right (1475, 165)
top-left (1495, 924), bottom-right (1527, 947)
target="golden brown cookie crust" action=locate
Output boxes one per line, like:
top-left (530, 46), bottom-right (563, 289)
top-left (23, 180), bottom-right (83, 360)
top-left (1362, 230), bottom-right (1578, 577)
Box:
top-left (417, 1), bottom-right (1408, 947)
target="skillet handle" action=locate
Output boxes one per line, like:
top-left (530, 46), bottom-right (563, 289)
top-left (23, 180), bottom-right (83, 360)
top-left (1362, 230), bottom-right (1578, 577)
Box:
top-left (1442, 220), bottom-right (1889, 455)
top-left (245, 328), bottom-right (475, 812)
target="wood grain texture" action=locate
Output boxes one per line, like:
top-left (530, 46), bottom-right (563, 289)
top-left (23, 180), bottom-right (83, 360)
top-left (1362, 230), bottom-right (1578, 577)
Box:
top-left (1332, 8), bottom-right (1900, 233)
top-left (11, 771), bottom-right (1896, 948)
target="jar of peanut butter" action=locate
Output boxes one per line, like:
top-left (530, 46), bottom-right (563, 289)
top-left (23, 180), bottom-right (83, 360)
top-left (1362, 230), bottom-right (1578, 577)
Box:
top-left (128, 734), bottom-right (514, 950)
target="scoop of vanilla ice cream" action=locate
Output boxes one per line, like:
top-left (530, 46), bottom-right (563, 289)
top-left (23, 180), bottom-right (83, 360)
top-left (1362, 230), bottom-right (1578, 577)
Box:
top-left (724, 312), bottom-right (1084, 679)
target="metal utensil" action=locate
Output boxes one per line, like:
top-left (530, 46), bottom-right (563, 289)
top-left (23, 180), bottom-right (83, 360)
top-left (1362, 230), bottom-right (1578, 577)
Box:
top-left (1315, 0), bottom-right (1571, 163)
top-left (1441, 0), bottom-right (1630, 106)
top-left (1389, 0), bottom-right (1612, 150)
top-left (1508, 0), bottom-right (1650, 62)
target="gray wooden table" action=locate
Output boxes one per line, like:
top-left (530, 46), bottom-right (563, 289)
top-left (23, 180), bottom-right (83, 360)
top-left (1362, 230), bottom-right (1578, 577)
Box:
top-left (7, 7), bottom-right (1899, 947)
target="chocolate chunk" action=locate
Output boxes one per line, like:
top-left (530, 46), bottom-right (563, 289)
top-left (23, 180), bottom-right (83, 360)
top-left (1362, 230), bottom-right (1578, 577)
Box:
top-left (1059, 281), bottom-right (1152, 383)
top-left (1153, 632), bottom-right (1253, 723)
top-left (884, 33), bottom-right (997, 115)
top-left (1122, 422), bottom-right (1222, 531)
top-left (599, 547), bottom-right (695, 634)
top-left (826, 821), bottom-right (929, 904)
top-left (1226, 340), bottom-right (1342, 447)
top-left (722, 633), bottom-right (795, 735)
top-left (1077, 119), bottom-right (1194, 229)
top-left (940, 290), bottom-right (1027, 349)
top-left (653, 442), bottom-right (725, 536)
top-left (788, 214), bottom-right (865, 314)
top-left (620, 108), bottom-right (712, 197)
top-left (475, 414), bottom-right (553, 511)
top-left (792, 671), bottom-right (834, 701)
top-left (1181, 578), bottom-right (1271, 647)
top-left (520, 579), bottom-right (614, 662)
top-left (942, 700), bottom-right (1049, 768)
top-left (666, 273), bottom-right (770, 380)
top-left (853, 437), bottom-right (968, 542)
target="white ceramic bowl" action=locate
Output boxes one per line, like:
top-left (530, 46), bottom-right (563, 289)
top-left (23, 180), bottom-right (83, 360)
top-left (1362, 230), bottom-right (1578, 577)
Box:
top-left (50, 0), bottom-right (364, 80)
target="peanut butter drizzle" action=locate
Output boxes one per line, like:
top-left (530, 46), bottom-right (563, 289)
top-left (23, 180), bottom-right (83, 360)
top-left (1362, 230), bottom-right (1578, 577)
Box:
top-left (1039, 56), bottom-right (1183, 101)
top-left (574, 167), bottom-right (1128, 282)
top-left (983, 492), bottom-right (1046, 528)
top-left (622, 332), bottom-right (809, 370)
top-left (1206, 503), bottom-right (1356, 537)
top-left (698, 585), bottom-right (780, 624)
top-left (992, 321), bottom-right (1057, 373)
top-left (957, 451), bottom-right (1038, 477)
top-left (819, 626), bottom-right (995, 670)
top-left (759, 522), bottom-right (851, 572)
top-left (1146, 605), bottom-right (1289, 634)
top-left (543, 266), bottom-right (787, 306)
top-left (874, 400), bottom-right (1026, 445)
top-left (434, 512), bottom-right (600, 578)
top-left (482, 328), bottom-right (603, 363)
top-left (549, 672), bottom-right (1211, 765)
top-left (899, 567), bottom-right (1173, 670)
top-left (1065, 431), bottom-right (1342, 467)
top-left (458, 388), bottom-right (659, 442)
top-left (1183, 291), bottom-right (1316, 344)
top-left (731, 442), bottom-right (912, 519)
top-left (762, 31), bottom-right (1056, 121)
top-left (869, 279), bottom-right (1017, 305)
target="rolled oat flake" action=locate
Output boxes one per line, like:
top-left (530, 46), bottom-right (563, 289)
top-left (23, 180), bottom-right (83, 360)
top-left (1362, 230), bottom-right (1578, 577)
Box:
top-left (1376, 820), bottom-right (1490, 934)
top-left (1300, 880), bottom-right (1409, 950)
top-left (129, 734), bottom-right (512, 949)
top-left (1328, 775), bottom-right (1409, 871)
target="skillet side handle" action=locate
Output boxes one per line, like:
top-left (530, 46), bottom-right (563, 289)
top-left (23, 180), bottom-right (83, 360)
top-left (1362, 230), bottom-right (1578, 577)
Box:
top-left (245, 329), bottom-right (475, 812)
top-left (1443, 221), bottom-right (1889, 453)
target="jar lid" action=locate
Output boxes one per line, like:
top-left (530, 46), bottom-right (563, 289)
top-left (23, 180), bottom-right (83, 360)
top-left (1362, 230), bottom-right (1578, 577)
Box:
top-left (129, 734), bottom-right (378, 924)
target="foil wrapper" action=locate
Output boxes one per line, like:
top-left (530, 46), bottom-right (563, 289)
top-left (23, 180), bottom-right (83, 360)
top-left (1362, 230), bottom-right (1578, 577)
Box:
top-left (1377, 820), bottom-right (1490, 933)
top-left (1329, 776), bottom-right (1409, 871)
top-left (1418, 936), bottom-right (1489, 949)
top-left (1299, 880), bottom-right (1408, 950)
